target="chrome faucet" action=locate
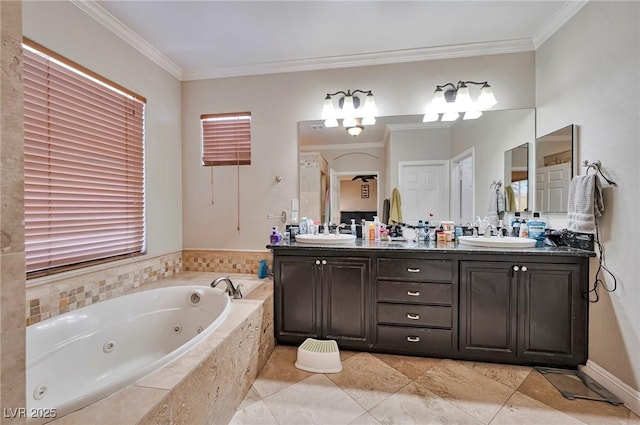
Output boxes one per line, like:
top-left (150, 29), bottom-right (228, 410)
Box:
top-left (484, 224), bottom-right (496, 237)
top-left (334, 223), bottom-right (346, 235)
top-left (211, 276), bottom-right (243, 299)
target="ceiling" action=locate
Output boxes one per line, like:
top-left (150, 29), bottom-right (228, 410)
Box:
top-left (82, 1), bottom-right (586, 81)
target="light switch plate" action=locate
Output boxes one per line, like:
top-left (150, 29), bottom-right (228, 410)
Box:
top-left (291, 198), bottom-right (299, 212)
top-left (290, 211), bottom-right (299, 223)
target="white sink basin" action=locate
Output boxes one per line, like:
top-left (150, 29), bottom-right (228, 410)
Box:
top-left (295, 234), bottom-right (356, 245)
top-left (458, 236), bottom-right (536, 248)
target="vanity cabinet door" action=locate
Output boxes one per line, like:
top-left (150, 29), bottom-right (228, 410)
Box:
top-left (459, 262), bottom-right (518, 360)
top-left (274, 256), bottom-right (321, 343)
top-left (322, 257), bottom-right (371, 347)
top-left (517, 263), bottom-right (586, 366)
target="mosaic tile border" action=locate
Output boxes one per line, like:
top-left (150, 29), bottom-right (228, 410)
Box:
top-left (182, 249), bottom-right (273, 274)
top-left (25, 252), bottom-right (183, 326)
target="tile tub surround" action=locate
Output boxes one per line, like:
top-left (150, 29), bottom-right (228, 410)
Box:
top-left (45, 273), bottom-right (275, 425)
top-left (231, 347), bottom-right (635, 425)
top-left (183, 249), bottom-right (272, 274)
top-left (25, 252), bottom-right (183, 326)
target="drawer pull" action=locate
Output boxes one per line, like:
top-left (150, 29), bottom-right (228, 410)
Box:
top-left (407, 336), bottom-right (421, 342)
top-left (406, 313), bottom-right (420, 320)
top-left (407, 268), bottom-right (421, 273)
top-left (407, 290), bottom-right (420, 296)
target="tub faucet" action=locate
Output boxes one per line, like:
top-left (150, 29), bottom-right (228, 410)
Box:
top-left (211, 276), bottom-right (243, 299)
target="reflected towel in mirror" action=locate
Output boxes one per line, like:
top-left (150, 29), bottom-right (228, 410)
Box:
top-left (389, 188), bottom-right (403, 224)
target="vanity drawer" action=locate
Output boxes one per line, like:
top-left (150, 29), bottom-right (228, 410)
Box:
top-left (377, 258), bottom-right (453, 282)
top-left (376, 325), bottom-right (453, 353)
top-left (377, 281), bottom-right (452, 305)
top-left (377, 303), bottom-right (452, 328)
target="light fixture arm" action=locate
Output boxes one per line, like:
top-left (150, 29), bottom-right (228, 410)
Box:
top-left (325, 89), bottom-right (373, 98)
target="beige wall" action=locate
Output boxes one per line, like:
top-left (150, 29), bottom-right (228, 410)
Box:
top-left (23, 1), bottom-right (183, 258)
top-left (536, 1), bottom-right (640, 393)
top-left (340, 180), bottom-right (377, 212)
top-left (182, 52), bottom-right (535, 249)
top-left (0, 1), bottom-right (26, 419)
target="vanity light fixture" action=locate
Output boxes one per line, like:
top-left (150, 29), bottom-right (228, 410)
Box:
top-left (321, 89), bottom-right (377, 136)
top-left (423, 81), bottom-right (497, 123)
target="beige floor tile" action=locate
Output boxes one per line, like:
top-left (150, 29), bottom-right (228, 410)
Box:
top-left (237, 385), bottom-right (262, 411)
top-left (518, 370), bottom-right (630, 425)
top-left (252, 345), bottom-right (313, 398)
top-left (629, 411), bottom-right (640, 425)
top-left (340, 350), bottom-right (358, 362)
top-left (369, 381), bottom-right (483, 425)
top-left (372, 352), bottom-right (442, 379)
top-left (349, 412), bottom-right (382, 425)
top-left (459, 360), bottom-right (532, 390)
top-left (327, 352), bottom-right (412, 410)
top-left (415, 359), bottom-right (515, 424)
top-left (263, 374), bottom-right (365, 425)
top-left (490, 391), bottom-right (588, 425)
top-left (229, 400), bottom-right (279, 425)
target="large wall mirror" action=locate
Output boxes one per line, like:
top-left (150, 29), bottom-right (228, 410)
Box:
top-left (534, 124), bottom-right (576, 213)
top-left (298, 108), bottom-right (535, 226)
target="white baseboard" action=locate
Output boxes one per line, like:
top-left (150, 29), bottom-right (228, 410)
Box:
top-left (580, 360), bottom-right (640, 416)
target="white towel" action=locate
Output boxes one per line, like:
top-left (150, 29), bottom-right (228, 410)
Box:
top-left (487, 188), bottom-right (503, 225)
top-left (567, 175), bottom-right (603, 234)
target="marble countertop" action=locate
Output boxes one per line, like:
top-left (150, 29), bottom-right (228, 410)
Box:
top-left (267, 238), bottom-right (595, 257)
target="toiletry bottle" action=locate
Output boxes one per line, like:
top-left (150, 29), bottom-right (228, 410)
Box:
top-left (300, 217), bottom-right (308, 234)
top-left (511, 212), bottom-right (521, 237)
top-left (528, 212), bottom-right (546, 247)
top-left (373, 216), bottom-right (381, 241)
top-left (368, 222), bottom-right (375, 240)
top-left (350, 219), bottom-right (357, 236)
top-left (519, 219), bottom-right (528, 238)
top-left (269, 227), bottom-right (280, 244)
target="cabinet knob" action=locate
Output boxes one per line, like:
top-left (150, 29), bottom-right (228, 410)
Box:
top-left (407, 290), bottom-right (420, 297)
top-left (407, 336), bottom-right (420, 342)
top-left (513, 265), bottom-right (520, 272)
top-left (321, 259), bottom-right (327, 265)
top-left (521, 266), bottom-right (527, 272)
top-left (315, 260), bottom-right (321, 265)
top-left (407, 268), bottom-right (420, 273)
top-left (406, 313), bottom-right (420, 320)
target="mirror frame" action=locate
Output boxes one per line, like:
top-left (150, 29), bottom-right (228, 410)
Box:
top-left (504, 142), bottom-right (529, 212)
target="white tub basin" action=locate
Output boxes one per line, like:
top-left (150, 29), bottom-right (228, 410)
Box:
top-left (458, 236), bottom-right (536, 248)
top-left (295, 234), bottom-right (356, 244)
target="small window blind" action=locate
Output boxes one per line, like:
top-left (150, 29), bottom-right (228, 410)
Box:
top-left (23, 39), bottom-right (146, 275)
top-left (201, 112), bottom-right (251, 166)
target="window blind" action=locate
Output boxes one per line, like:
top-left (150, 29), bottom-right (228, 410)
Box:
top-left (23, 40), bottom-right (146, 274)
top-left (201, 112), bottom-right (251, 166)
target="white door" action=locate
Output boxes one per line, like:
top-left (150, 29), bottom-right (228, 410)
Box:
top-left (399, 161), bottom-right (449, 225)
top-left (451, 154), bottom-right (474, 225)
top-left (536, 163), bottom-right (570, 213)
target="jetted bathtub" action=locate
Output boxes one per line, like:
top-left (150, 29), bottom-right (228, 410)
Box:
top-left (26, 285), bottom-right (231, 420)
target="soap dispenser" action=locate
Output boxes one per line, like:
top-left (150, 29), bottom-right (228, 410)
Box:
top-left (269, 226), bottom-right (282, 244)
top-left (350, 219), bottom-right (357, 236)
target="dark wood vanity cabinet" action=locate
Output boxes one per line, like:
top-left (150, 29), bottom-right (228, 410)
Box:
top-left (459, 259), bottom-right (587, 367)
top-left (273, 247), bottom-right (590, 368)
top-left (374, 256), bottom-right (457, 356)
top-left (274, 254), bottom-right (371, 348)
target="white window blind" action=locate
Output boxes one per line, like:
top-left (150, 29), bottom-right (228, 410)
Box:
top-left (201, 112), bottom-right (251, 166)
top-left (23, 40), bottom-right (146, 275)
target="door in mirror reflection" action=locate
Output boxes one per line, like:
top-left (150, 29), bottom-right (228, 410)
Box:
top-left (535, 125), bottom-right (575, 213)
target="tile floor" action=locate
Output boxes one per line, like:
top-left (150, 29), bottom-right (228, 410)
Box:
top-left (229, 346), bottom-right (638, 425)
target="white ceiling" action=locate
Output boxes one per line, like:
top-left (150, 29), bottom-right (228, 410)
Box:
top-left (81, 0), bottom-right (587, 81)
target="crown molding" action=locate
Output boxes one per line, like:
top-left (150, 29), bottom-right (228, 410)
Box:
top-left (532, 1), bottom-right (589, 49)
top-left (182, 38), bottom-right (534, 81)
top-left (300, 142), bottom-right (384, 151)
top-left (71, 0), bottom-right (183, 80)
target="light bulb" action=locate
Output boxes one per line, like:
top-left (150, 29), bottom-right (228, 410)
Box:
top-left (362, 93), bottom-right (378, 117)
top-left (463, 110), bottom-right (483, 120)
top-left (441, 111), bottom-right (460, 122)
top-left (343, 117), bottom-right (357, 128)
top-left (422, 111), bottom-right (440, 122)
top-left (324, 118), bottom-right (338, 128)
top-left (431, 88), bottom-right (446, 110)
top-left (362, 116), bottom-right (376, 126)
top-left (321, 95), bottom-right (335, 119)
top-left (341, 94), bottom-right (355, 119)
top-left (347, 125), bottom-right (363, 137)
top-left (455, 84), bottom-right (472, 111)
top-left (477, 84), bottom-right (497, 109)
